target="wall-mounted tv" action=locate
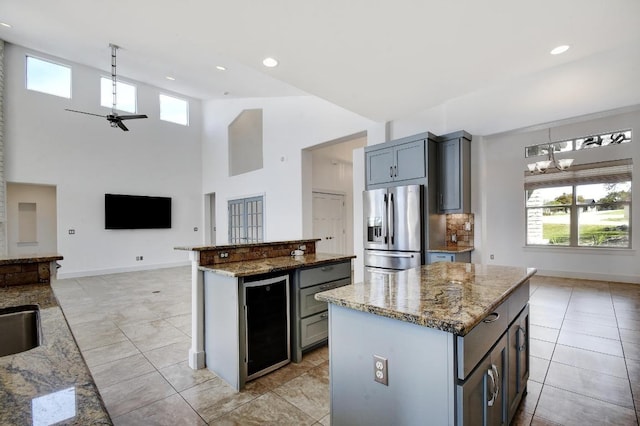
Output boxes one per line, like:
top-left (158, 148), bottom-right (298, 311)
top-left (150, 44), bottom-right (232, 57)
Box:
top-left (105, 193), bottom-right (172, 229)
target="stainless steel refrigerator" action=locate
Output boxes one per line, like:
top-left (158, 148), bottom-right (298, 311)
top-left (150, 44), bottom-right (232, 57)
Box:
top-left (363, 184), bottom-right (422, 271)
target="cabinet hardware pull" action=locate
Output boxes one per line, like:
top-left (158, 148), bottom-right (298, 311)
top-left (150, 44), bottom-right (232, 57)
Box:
top-left (517, 326), bottom-right (527, 352)
top-left (320, 312), bottom-right (329, 319)
top-left (483, 312), bottom-right (500, 323)
top-left (487, 366), bottom-right (497, 407)
top-left (390, 166), bottom-right (393, 178)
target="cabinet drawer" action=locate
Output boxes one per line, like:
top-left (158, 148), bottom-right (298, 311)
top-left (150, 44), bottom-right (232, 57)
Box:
top-left (429, 253), bottom-right (455, 263)
top-left (300, 277), bottom-right (351, 317)
top-left (300, 311), bottom-right (329, 348)
top-left (457, 301), bottom-right (508, 380)
top-left (508, 280), bottom-right (530, 324)
top-left (299, 261), bottom-right (351, 289)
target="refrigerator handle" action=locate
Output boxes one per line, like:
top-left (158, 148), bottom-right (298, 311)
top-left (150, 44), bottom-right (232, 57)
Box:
top-left (383, 194), bottom-right (388, 244)
top-left (389, 192), bottom-right (394, 245)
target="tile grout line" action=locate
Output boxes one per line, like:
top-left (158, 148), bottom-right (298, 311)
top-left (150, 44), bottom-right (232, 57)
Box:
top-left (610, 281), bottom-right (640, 425)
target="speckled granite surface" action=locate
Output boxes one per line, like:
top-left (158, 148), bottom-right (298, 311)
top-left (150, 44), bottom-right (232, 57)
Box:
top-left (0, 253), bottom-right (63, 265)
top-left (200, 253), bottom-right (355, 277)
top-left (0, 285), bottom-right (112, 425)
top-left (175, 239), bottom-right (320, 252)
top-left (428, 246), bottom-right (474, 253)
top-left (315, 262), bottom-right (536, 336)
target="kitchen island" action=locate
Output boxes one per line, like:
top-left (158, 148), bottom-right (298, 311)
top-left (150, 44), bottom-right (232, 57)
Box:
top-left (176, 240), bottom-right (354, 390)
top-left (316, 262), bottom-right (536, 426)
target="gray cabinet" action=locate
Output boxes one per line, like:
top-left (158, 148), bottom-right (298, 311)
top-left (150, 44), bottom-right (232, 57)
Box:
top-left (365, 133), bottom-right (434, 188)
top-left (455, 280), bottom-right (530, 426)
top-left (291, 261), bottom-right (351, 362)
top-left (507, 305), bottom-right (530, 422)
top-left (437, 131), bottom-right (471, 213)
top-left (457, 333), bottom-right (507, 426)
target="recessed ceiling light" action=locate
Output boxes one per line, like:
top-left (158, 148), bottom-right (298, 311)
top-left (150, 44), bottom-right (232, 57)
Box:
top-left (550, 45), bottom-right (570, 55)
top-left (216, 65), bottom-right (226, 71)
top-left (0, 22), bottom-right (12, 28)
top-left (165, 76), bottom-right (175, 81)
top-left (262, 57), bottom-right (279, 68)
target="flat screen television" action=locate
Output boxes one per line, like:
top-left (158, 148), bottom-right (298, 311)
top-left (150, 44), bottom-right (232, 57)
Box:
top-left (105, 193), bottom-right (172, 229)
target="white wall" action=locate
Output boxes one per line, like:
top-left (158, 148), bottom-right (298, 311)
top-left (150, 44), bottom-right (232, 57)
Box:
top-left (4, 44), bottom-right (203, 277)
top-left (201, 96), bottom-right (382, 245)
top-left (478, 108), bottom-right (639, 283)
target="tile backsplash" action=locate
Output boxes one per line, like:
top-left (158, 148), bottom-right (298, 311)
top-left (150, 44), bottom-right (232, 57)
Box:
top-left (446, 213), bottom-right (474, 248)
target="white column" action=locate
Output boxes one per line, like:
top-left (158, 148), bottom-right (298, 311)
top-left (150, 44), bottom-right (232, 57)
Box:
top-left (188, 251), bottom-right (205, 369)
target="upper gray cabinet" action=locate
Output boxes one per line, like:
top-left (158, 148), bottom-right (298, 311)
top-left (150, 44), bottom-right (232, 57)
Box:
top-left (437, 131), bottom-right (471, 213)
top-left (365, 133), bottom-right (434, 188)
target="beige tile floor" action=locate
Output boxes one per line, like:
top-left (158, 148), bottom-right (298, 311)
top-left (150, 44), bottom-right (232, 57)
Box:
top-left (52, 267), bottom-right (640, 425)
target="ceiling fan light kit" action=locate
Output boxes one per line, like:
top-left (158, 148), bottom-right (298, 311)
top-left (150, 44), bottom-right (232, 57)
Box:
top-left (65, 44), bottom-right (148, 131)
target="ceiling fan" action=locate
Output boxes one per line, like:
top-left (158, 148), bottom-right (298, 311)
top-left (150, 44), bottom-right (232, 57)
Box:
top-left (66, 44), bottom-right (147, 131)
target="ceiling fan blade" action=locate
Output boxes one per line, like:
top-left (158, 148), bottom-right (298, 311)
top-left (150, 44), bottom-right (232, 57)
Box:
top-left (116, 120), bottom-right (129, 131)
top-left (65, 109), bottom-right (105, 118)
top-left (118, 114), bottom-right (148, 120)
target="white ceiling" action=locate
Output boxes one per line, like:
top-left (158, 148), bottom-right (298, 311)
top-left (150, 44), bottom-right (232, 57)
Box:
top-left (1, 0), bottom-right (639, 126)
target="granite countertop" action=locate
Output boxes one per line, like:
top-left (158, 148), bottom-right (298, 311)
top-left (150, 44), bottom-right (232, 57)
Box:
top-left (200, 253), bottom-right (356, 277)
top-left (315, 262), bottom-right (536, 336)
top-left (175, 239), bottom-right (321, 252)
top-left (428, 246), bottom-right (474, 253)
top-left (0, 253), bottom-right (64, 265)
top-left (0, 284), bottom-right (112, 425)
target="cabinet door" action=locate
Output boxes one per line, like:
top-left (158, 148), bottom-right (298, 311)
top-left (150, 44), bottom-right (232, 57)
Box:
top-left (439, 138), bottom-right (461, 211)
top-left (457, 333), bottom-right (507, 426)
top-left (366, 147), bottom-right (394, 186)
top-left (394, 140), bottom-right (426, 182)
top-left (507, 305), bottom-right (530, 422)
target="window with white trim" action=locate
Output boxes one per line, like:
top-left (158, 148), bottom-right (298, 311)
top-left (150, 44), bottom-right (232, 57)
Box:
top-left (525, 160), bottom-right (632, 248)
top-left (26, 56), bottom-right (71, 98)
top-left (100, 77), bottom-right (137, 113)
top-left (228, 196), bottom-right (264, 244)
top-left (159, 94), bottom-right (189, 126)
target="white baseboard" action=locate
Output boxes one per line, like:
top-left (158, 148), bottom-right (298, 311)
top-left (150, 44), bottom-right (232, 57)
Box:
top-left (535, 269), bottom-right (640, 285)
top-left (56, 261), bottom-right (191, 280)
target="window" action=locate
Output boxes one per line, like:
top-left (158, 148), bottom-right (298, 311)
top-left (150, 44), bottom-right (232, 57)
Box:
top-left (100, 77), bottom-right (137, 113)
top-left (159, 94), bottom-right (189, 125)
top-left (525, 160), bottom-right (632, 248)
top-left (228, 196), bottom-right (264, 244)
top-left (26, 56), bottom-right (71, 98)
top-left (525, 130), bottom-right (631, 158)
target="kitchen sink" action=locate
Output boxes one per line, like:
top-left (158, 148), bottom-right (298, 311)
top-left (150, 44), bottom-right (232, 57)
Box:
top-left (0, 305), bottom-right (41, 357)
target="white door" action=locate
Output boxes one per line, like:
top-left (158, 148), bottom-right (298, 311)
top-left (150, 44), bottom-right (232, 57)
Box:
top-left (313, 192), bottom-right (345, 254)
top-left (204, 193), bottom-right (216, 245)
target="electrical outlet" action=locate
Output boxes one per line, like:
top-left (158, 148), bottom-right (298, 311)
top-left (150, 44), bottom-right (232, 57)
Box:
top-left (68, 229), bottom-right (75, 235)
top-left (219, 252), bottom-right (229, 258)
top-left (193, 227), bottom-right (198, 232)
top-left (490, 254), bottom-right (495, 260)
top-left (373, 355), bottom-right (388, 386)
top-left (140, 256), bottom-right (143, 261)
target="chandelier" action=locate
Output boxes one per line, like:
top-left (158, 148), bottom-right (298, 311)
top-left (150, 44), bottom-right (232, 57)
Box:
top-left (527, 129), bottom-right (574, 173)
